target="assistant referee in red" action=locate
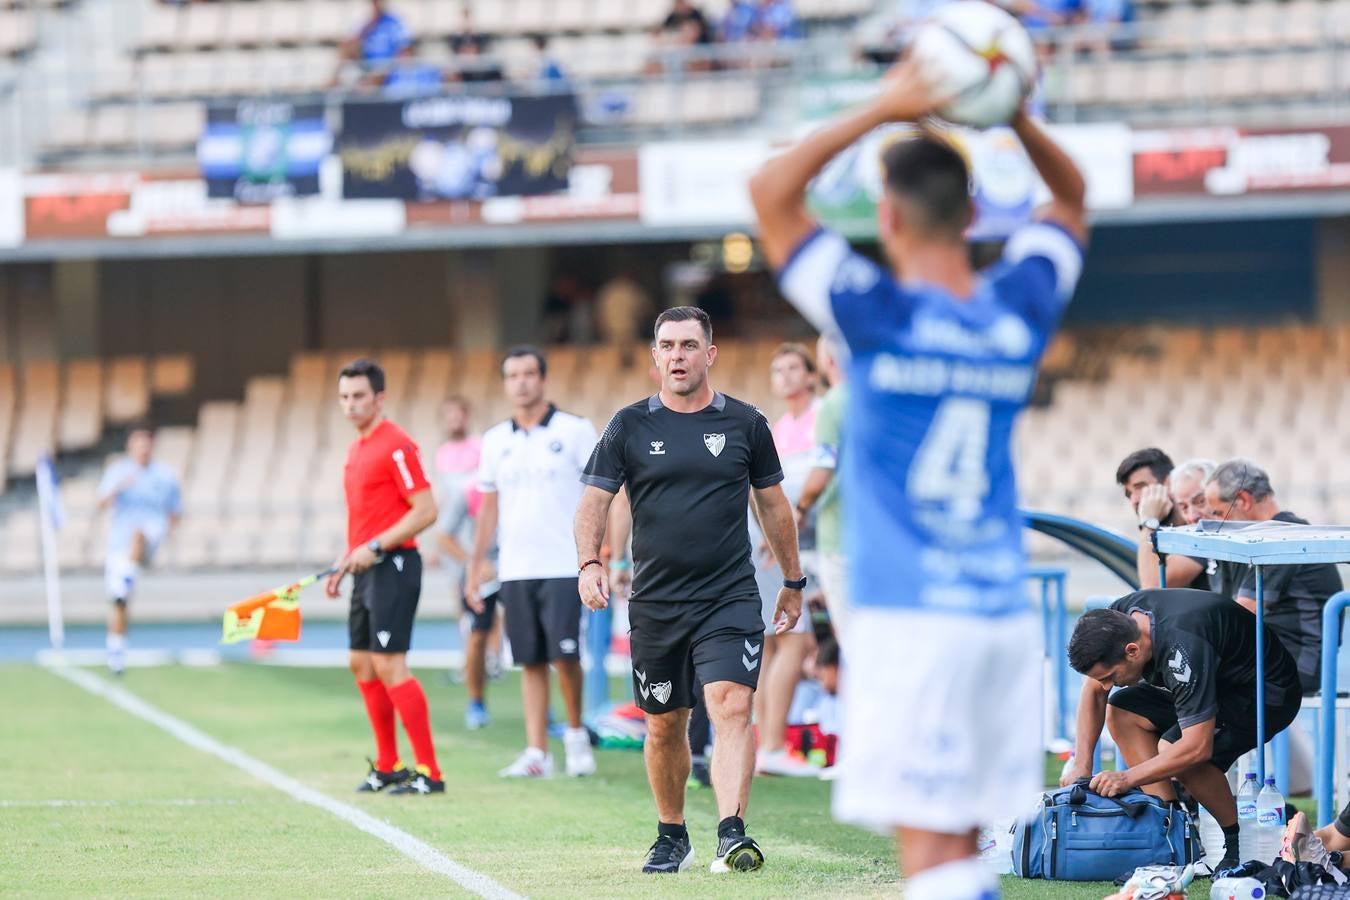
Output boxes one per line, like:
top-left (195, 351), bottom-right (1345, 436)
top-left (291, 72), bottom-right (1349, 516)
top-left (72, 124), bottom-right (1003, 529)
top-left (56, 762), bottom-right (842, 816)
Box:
top-left (325, 358), bottom-right (444, 795)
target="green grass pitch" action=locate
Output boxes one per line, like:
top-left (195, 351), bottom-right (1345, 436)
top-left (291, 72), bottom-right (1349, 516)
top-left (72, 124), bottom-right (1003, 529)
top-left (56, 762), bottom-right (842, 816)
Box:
top-left (0, 661), bottom-right (1219, 898)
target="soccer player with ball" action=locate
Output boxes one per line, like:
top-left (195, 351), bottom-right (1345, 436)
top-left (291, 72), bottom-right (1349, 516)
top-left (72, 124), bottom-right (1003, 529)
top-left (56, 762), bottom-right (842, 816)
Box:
top-left (749, 5), bottom-right (1088, 896)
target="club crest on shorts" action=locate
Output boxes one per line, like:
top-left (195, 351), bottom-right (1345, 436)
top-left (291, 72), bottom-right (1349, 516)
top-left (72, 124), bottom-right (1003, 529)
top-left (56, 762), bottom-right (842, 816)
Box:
top-left (703, 433), bottom-right (726, 457)
top-left (651, 681), bottom-right (673, 705)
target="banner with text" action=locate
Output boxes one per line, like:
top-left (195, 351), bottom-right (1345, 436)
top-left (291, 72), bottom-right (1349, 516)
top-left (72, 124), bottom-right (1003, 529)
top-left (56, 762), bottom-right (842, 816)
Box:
top-left (197, 101), bottom-right (331, 203)
top-left (338, 94), bottom-right (576, 201)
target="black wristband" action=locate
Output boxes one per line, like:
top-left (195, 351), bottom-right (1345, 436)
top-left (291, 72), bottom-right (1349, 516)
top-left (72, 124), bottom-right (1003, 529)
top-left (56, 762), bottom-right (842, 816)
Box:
top-left (579, 558), bottom-right (603, 574)
top-left (783, 575), bottom-right (807, 590)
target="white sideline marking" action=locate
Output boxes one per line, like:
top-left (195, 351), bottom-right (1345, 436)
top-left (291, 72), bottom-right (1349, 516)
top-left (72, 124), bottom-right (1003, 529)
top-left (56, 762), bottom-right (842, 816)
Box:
top-left (50, 665), bottom-right (524, 900)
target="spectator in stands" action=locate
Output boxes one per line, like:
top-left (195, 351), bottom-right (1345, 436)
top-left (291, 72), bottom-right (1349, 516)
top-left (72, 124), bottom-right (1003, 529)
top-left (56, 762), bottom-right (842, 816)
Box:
top-left (659, 0), bottom-right (714, 45)
top-left (1084, 0), bottom-right (1135, 55)
top-left (332, 0), bottom-right (411, 88)
top-left (528, 34), bottom-right (568, 85)
top-left (1003, 0), bottom-right (1083, 33)
top-left (1116, 447), bottom-right (1209, 591)
top-left (383, 46), bottom-right (446, 98)
top-left (752, 0), bottom-right (803, 40)
top-left (97, 424), bottom-right (182, 676)
top-left (721, 0), bottom-right (760, 42)
top-left (597, 272), bottom-right (654, 368)
top-left (755, 343), bottom-right (821, 778)
top-left (449, 9), bottom-right (502, 83)
top-left (1203, 459), bottom-right (1344, 693)
top-left (650, 0), bottom-right (716, 73)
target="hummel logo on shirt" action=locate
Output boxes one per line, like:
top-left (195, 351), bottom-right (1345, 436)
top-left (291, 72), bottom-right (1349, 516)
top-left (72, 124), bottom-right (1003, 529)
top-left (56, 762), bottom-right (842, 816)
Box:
top-left (649, 441), bottom-right (665, 455)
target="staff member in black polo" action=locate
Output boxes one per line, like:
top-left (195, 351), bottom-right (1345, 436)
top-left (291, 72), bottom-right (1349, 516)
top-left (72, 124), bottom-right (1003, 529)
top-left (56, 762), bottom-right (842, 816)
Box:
top-left (575, 305), bottom-right (805, 876)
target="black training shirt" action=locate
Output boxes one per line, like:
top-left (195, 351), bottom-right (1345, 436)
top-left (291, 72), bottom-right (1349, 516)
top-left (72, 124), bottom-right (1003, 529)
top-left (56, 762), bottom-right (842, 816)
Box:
top-left (1110, 588), bottom-right (1300, 729)
top-left (582, 392), bottom-right (783, 603)
top-left (1207, 511), bottom-right (1343, 685)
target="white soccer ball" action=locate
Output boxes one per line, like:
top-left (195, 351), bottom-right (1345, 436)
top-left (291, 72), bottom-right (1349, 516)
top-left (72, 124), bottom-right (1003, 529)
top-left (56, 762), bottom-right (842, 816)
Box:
top-left (908, 1), bottom-right (1037, 129)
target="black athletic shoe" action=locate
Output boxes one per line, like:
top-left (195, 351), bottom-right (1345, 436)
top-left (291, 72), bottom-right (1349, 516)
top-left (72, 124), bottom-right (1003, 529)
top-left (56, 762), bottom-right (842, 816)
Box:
top-left (357, 757), bottom-right (411, 793)
top-left (642, 834), bottom-right (695, 874)
top-left (710, 834), bottom-right (764, 873)
top-left (388, 768), bottom-right (445, 795)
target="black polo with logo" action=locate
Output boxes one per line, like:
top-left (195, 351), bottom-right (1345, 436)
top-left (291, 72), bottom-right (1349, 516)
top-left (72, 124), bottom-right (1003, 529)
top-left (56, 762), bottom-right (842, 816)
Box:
top-left (581, 392), bottom-right (783, 603)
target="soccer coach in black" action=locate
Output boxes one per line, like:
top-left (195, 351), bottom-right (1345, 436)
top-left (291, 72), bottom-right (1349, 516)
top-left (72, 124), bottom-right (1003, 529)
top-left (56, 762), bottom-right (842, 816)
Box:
top-left (575, 305), bottom-right (805, 876)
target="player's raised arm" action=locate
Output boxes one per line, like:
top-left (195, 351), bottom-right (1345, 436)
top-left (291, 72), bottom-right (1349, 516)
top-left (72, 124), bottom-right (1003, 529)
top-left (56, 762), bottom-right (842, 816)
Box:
top-left (1009, 110), bottom-right (1088, 244)
top-left (748, 59), bottom-right (945, 271)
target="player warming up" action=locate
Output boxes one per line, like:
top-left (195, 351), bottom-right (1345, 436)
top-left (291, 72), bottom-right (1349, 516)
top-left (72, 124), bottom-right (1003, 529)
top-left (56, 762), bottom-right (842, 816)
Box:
top-left (325, 358), bottom-right (443, 796)
top-left (749, 60), bottom-right (1088, 898)
top-left (575, 306), bottom-right (804, 875)
top-left (96, 424), bottom-right (182, 675)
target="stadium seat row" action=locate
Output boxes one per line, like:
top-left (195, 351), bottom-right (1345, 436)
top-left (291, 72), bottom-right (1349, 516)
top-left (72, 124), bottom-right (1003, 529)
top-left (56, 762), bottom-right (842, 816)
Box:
top-left (133, 0), bottom-right (867, 53)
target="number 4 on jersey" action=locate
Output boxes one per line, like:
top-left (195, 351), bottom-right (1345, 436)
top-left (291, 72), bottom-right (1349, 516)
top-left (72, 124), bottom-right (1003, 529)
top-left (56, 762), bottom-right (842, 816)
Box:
top-left (907, 398), bottom-right (991, 522)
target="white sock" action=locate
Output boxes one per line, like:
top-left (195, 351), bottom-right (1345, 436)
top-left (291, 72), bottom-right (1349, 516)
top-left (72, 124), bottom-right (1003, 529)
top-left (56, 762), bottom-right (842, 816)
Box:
top-left (904, 858), bottom-right (999, 900)
top-left (526, 746), bottom-right (548, 761)
top-left (107, 633), bottom-right (126, 651)
top-left (565, 726), bottom-right (588, 739)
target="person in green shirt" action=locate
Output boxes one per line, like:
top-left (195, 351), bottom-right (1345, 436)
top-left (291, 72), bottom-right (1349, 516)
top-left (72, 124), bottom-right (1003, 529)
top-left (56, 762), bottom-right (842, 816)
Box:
top-left (796, 333), bottom-right (849, 646)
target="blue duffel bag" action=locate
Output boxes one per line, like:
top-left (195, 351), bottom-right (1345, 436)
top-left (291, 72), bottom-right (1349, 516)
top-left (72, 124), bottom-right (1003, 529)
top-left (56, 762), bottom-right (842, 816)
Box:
top-left (1011, 780), bottom-right (1201, 881)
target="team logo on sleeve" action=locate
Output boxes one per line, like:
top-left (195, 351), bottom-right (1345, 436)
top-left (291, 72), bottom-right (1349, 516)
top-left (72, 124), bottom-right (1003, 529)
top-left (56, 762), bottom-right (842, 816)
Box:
top-left (703, 434), bottom-right (726, 457)
top-left (1167, 649), bottom-right (1193, 684)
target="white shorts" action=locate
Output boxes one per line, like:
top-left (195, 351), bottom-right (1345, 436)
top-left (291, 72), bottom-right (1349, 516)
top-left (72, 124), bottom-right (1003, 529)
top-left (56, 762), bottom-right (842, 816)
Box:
top-left (817, 551), bottom-right (850, 647)
top-left (832, 608), bottom-right (1043, 834)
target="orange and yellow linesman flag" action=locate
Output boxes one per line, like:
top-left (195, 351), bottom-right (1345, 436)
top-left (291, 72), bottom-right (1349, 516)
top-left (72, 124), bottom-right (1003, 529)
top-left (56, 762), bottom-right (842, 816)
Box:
top-left (221, 568), bottom-right (336, 644)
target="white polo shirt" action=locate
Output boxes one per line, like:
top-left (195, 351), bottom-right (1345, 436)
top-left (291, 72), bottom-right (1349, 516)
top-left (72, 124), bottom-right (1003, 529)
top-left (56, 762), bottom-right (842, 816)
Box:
top-left (479, 405), bottom-right (598, 582)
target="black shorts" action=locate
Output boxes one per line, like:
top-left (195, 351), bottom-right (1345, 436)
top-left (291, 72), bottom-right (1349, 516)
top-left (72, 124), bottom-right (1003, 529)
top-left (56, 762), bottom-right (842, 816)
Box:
top-left (1108, 681), bottom-right (1303, 772)
top-left (349, 549), bottom-right (422, 654)
top-left (467, 591), bottom-right (499, 633)
top-left (499, 578), bottom-right (581, 665)
top-left (628, 596), bottom-right (765, 715)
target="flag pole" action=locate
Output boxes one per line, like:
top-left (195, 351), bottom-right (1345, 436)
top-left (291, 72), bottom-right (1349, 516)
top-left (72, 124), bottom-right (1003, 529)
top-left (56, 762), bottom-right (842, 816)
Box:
top-left (36, 455), bottom-right (65, 652)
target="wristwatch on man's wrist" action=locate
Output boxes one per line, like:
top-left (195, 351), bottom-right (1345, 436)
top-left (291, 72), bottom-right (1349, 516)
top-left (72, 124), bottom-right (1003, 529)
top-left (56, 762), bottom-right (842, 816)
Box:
top-left (783, 575), bottom-right (807, 590)
top-left (1138, 517), bottom-right (1161, 532)
top-left (367, 539), bottom-right (383, 555)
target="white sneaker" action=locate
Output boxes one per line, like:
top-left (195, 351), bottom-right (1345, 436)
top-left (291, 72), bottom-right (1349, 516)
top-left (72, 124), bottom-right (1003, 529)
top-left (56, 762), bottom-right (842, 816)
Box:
top-left (756, 748), bottom-right (816, 777)
top-left (818, 765), bottom-right (842, 781)
top-left (498, 747), bottom-right (554, 778)
top-left (564, 727), bottom-right (596, 777)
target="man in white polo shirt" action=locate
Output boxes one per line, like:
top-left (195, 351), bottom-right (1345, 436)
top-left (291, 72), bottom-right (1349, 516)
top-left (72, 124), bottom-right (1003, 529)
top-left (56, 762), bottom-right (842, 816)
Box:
top-left (469, 346), bottom-right (599, 778)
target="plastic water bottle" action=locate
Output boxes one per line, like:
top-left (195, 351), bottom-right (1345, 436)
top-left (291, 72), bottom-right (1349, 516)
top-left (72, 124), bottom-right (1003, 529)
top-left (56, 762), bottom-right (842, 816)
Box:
top-left (1236, 773), bottom-right (1259, 862)
top-left (1209, 876), bottom-right (1267, 900)
top-left (1198, 806), bottom-right (1226, 869)
top-left (1255, 777), bottom-right (1285, 863)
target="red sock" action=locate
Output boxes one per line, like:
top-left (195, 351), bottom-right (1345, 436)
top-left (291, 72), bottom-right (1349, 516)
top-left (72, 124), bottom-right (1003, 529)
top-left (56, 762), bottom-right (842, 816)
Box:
top-left (356, 679), bottom-right (400, 772)
top-left (388, 677), bottom-right (440, 781)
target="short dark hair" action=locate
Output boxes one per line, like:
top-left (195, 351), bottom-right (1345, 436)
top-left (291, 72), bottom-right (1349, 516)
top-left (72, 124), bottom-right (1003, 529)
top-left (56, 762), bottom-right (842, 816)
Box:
top-left (1114, 448), bottom-right (1174, 487)
top-left (653, 305), bottom-right (712, 345)
top-left (773, 342), bottom-right (816, 374)
top-left (1067, 608), bottom-right (1140, 674)
top-left (127, 420), bottom-right (154, 437)
top-left (338, 357), bottom-right (386, 394)
top-left (501, 345), bottom-right (547, 379)
top-left (443, 395), bottom-right (470, 412)
top-left (881, 134), bottom-right (972, 238)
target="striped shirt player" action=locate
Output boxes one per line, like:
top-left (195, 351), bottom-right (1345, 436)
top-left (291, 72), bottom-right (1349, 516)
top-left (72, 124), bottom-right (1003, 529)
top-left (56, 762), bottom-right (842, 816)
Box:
top-left (326, 358), bottom-right (443, 797)
top-left (750, 69), bottom-right (1088, 900)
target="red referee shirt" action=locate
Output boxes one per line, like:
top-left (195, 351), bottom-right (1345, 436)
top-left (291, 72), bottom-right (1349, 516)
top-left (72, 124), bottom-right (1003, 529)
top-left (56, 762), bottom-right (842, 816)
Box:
top-left (344, 419), bottom-right (430, 551)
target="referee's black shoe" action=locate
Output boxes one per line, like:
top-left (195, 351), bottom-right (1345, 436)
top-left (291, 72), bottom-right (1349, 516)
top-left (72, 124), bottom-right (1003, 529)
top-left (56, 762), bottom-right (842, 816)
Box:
top-left (642, 834), bottom-right (695, 874)
top-left (357, 757), bottom-right (411, 793)
top-left (710, 834), bottom-right (764, 873)
top-left (389, 766), bottom-right (445, 795)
